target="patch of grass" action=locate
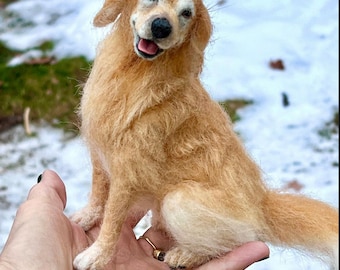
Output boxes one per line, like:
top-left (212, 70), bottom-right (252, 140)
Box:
top-left (34, 41), bottom-right (55, 53)
top-left (0, 42), bottom-right (91, 133)
top-left (0, 42), bottom-right (19, 63)
top-left (219, 99), bottom-right (253, 122)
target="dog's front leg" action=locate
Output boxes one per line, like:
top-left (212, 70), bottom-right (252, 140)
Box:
top-left (71, 154), bottom-right (109, 231)
top-left (73, 182), bottom-right (134, 270)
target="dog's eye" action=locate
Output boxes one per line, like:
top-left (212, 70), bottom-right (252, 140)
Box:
top-left (145, 0), bottom-right (157, 4)
top-left (181, 9), bottom-right (192, 19)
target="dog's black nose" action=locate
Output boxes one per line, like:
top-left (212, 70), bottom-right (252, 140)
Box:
top-left (151, 18), bottom-right (172, 39)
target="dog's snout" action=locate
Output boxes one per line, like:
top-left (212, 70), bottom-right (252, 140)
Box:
top-left (151, 18), bottom-right (172, 39)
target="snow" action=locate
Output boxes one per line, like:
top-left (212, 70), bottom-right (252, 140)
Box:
top-left (0, 0), bottom-right (338, 269)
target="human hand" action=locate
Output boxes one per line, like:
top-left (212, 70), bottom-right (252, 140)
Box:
top-left (0, 170), bottom-right (269, 270)
top-left (139, 228), bottom-right (269, 270)
top-left (0, 170), bottom-right (90, 269)
top-left (0, 170), bottom-right (167, 270)
top-left (195, 241), bottom-right (269, 270)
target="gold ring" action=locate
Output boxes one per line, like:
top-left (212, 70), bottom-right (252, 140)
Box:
top-left (139, 235), bottom-right (165, 261)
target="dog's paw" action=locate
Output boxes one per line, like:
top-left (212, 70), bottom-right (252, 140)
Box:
top-left (70, 205), bottom-right (103, 231)
top-left (165, 247), bottom-right (210, 269)
top-left (73, 242), bottom-right (108, 270)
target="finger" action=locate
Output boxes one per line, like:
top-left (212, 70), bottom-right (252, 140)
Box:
top-left (27, 169), bottom-right (67, 210)
top-left (196, 241), bottom-right (270, 270)
top-left (117, 223), bottom-right (170, 270)
top-left (137, 227), bottom-right (173, 258)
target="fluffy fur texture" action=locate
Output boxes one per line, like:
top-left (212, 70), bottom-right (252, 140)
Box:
top-left (72, 0), bottom-right (339, 269)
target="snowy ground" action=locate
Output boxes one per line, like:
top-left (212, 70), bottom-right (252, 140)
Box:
top-left (0, 0), bottom-right (338, 269)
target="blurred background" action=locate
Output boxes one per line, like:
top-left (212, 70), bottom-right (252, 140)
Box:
top-left (0, 0), bottom-right (338, 269)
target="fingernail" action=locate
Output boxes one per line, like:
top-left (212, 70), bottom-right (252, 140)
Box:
top-left (256, 256), bottom-right (269, 262)
top-left (37, 174), bottom-right (43, 183)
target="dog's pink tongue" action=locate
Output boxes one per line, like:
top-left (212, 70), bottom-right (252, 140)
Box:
top-left (138, 39), bottom-right (158, 55)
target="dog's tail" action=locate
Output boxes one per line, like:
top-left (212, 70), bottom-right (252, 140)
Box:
top-left (261, 190), bottom-right (339, 268)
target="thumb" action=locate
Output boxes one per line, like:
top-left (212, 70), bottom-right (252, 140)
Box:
top-left (28, 169), bottom-right (67, 210)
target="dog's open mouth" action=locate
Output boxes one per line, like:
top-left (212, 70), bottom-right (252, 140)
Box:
top-left (136, 38), bottom-right (163, 59)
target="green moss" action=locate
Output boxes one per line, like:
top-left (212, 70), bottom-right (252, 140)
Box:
top-left (0, 43), bottom-right (91, 132)
top-left (34, 41), bottom-right (55, 52)
top-left (219, 99), bottom-right (253, 122)
top-left (0, 42), bottom-right (19, 63)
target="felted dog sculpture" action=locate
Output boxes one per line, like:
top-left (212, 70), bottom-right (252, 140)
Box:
top-left (72, 0), bottom-right (339, 269)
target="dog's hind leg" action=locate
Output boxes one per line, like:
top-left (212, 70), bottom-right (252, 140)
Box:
top-left (161, 182), bottom-right (260, 269)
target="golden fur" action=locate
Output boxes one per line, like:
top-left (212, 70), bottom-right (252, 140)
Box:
top-left (72, 0), bottom-right (339, 269)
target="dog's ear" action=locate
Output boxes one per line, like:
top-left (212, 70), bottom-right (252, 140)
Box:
top-left (191, 2), bottom-right (212, 52)
top-left (93, 0), bottom-right (124, 27)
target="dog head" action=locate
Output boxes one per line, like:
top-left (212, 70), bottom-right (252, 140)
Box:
top-left (94, 0), bottom-right (211, 61)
